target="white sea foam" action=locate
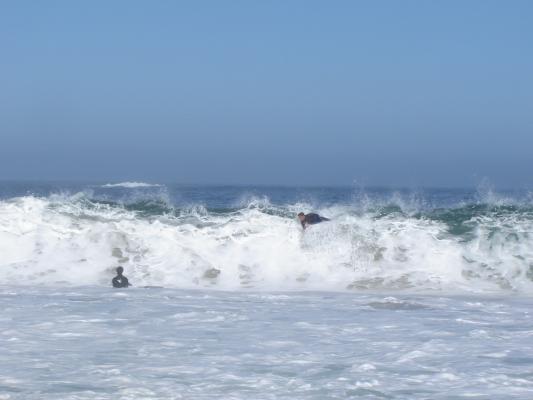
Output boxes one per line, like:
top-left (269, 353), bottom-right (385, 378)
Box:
top-left (1, 288), bottom-right (532, 399)
top-left (0, 195), bottom-right (532, 292)
top-left (100, 182), bottom-right (162, 188)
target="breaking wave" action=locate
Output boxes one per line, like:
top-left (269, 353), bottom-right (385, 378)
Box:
top-left (1, 192), bottom-right (533, 293)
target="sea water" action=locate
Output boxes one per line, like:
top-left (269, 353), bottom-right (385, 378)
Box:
top-left (1, 182), bottom-right (533, 399)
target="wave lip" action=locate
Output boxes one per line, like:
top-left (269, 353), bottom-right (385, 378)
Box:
top-left (100, 182), bottom-right (162, 188)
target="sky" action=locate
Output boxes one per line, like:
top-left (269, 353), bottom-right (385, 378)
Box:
top-left (1, 0), bottom-right (532, 188)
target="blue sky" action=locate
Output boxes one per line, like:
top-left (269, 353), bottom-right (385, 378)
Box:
top-left (1, 1), bottom-right (532, 187)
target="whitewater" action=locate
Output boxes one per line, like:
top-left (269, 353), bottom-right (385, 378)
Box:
top-left (1, 183), bottom-right (532, 399)
top-left (1, 183), bottom-right (532, 292)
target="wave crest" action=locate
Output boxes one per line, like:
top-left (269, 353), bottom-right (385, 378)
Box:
top-left (0, 195), bottom-right (532, 293)
top-left (101, 182), bottom-right (162, 188)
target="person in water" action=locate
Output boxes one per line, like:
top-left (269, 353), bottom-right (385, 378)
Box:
top-left (298, 212), bottom-right (330, 229)
top-left (112, 266), bottom-right (130, 288)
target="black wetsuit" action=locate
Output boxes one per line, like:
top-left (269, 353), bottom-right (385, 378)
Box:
top-left (112, 275), bottom-right (130, 288)
top-left (301, 213), bottom-right (330, 229)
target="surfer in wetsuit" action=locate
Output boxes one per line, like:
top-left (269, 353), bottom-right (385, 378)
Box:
top-left (112, 266), bottom-right (130, 288)
top-left (298, 212), bottom-right (330, 230)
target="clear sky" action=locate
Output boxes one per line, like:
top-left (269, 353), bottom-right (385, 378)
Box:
top-left (1, 1), bottom-right (532, 187)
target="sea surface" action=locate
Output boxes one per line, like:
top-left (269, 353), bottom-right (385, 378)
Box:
top-left (1, 181), bottom-right (533, 399)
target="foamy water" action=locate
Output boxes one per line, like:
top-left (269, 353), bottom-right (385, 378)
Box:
top-left (1, 186), bottom-right (532, 293)
top-left (1, 183), bottom-right (532, 399)
top-left (1, 287), bottom-right (532, 399)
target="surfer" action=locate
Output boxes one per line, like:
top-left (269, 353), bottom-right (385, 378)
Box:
top-left (298, 212), bottom-right (330, 230)
top-left (112, 266), bottom-right (130, 288)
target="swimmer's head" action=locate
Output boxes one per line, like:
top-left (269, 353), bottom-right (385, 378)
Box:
top-left (116, 266), bottom-right (124, 275)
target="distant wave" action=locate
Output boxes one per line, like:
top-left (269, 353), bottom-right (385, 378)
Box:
top-left (101, 182), bottom-right (162, 188)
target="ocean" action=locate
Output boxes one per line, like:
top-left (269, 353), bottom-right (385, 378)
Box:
top-left (1, 181), bottom-right (532, 399)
